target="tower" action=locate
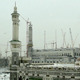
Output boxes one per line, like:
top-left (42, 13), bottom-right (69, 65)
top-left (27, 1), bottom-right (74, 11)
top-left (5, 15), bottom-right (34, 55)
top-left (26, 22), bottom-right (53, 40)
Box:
top-left (27, 22), bottom-right (33, 58)
top-left (10, 3), bottom-right (21, 80)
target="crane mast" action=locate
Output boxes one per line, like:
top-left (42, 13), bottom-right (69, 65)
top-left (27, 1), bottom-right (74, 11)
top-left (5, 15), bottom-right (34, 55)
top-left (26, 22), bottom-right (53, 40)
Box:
top-left (61, 29), bottom-right (66, 48)
top-left (69, 28), bottom-right (74, 48)
top-left (20, 15), bottom-right (29, 57)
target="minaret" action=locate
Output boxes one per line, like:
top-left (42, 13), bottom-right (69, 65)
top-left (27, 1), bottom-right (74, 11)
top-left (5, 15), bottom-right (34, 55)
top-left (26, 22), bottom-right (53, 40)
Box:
top-left (12, 3), bottom-right (19, 40)
top-left (27, 22), bottom-right (33, 58)
top-left (10, 3), bottom-right (21, 80)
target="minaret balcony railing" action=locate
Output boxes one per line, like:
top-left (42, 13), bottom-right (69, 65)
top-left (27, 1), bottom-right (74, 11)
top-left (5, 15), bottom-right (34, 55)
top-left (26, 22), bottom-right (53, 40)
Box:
top-left (10, 40), bottom-right (21, 44)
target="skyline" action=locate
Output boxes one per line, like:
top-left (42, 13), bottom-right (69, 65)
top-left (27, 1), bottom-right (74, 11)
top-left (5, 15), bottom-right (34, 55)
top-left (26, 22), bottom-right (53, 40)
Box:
top-left (0, 0), bottom-right (80, 57)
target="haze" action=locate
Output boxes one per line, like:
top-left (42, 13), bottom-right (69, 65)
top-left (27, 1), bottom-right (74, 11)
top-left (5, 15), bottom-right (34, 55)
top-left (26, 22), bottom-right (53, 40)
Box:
top-left (0, 0), bottom-right (80, 57)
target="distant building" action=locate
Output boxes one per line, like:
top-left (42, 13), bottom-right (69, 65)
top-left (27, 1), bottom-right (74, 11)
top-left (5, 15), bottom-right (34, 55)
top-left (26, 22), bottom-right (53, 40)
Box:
top-left (27, 20), bottom-right (80, 64)
top-left (31, 48), bottom-right (80, 64)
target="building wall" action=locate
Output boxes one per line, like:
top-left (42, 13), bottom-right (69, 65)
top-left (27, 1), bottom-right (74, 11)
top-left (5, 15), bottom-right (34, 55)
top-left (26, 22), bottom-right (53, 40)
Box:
top-left (31, 48), bottom-right (80, 63)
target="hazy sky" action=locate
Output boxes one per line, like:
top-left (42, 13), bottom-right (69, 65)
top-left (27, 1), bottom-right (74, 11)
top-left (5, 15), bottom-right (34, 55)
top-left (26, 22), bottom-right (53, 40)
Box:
top-left (0, 0), bottom-right (80, 57)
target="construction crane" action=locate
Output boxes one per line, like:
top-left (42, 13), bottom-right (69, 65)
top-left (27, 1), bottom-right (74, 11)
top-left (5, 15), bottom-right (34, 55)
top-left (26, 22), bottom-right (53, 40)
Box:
top-left (0, 43), bottom-right (10, 58)
top-left (69, 28), bottom-right (79, 48)
top-left (44, 31), bottom-right (46, 49)
top-left (61, 29), bottom-right (66, 48)
top-left (5, 42), bottom-right (11, 58)
top-left (20, 15), bottom-right (30, 57)
top-left (73, 34), bottom-right (79, 47)
top-left (45, 41), bottom-right (56, 49)
top-left (51, 41), bottom-right (56, 49)
top-left (69, 28), bottom-right (74, 48)
top-left (55, 30), bottom-right (57, 49)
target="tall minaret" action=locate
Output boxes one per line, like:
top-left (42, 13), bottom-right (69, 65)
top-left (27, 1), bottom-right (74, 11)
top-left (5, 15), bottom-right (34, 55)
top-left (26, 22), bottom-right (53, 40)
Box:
top-left (12, 3), bottom-right (19, 40)
top-left (27, 22), bottom-right (33, 58)
top-left (10, 3), bottom-right (21, 80)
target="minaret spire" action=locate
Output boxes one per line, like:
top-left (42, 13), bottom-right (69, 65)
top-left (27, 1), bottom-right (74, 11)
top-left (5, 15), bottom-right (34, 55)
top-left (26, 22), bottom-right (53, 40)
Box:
top-left (15, 1), bottom-right (16, 7)
top-left (14, 2), bottom-right (17, 13)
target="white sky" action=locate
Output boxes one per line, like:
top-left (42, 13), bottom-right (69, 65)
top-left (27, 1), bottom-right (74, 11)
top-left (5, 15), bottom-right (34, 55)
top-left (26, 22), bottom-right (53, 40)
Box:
top-left (0, 0), bottom-right (80, 57)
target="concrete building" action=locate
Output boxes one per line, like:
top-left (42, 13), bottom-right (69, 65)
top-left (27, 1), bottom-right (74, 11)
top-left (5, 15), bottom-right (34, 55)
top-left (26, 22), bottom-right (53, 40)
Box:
top-left (31, 48), bottom-right (80, 64)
